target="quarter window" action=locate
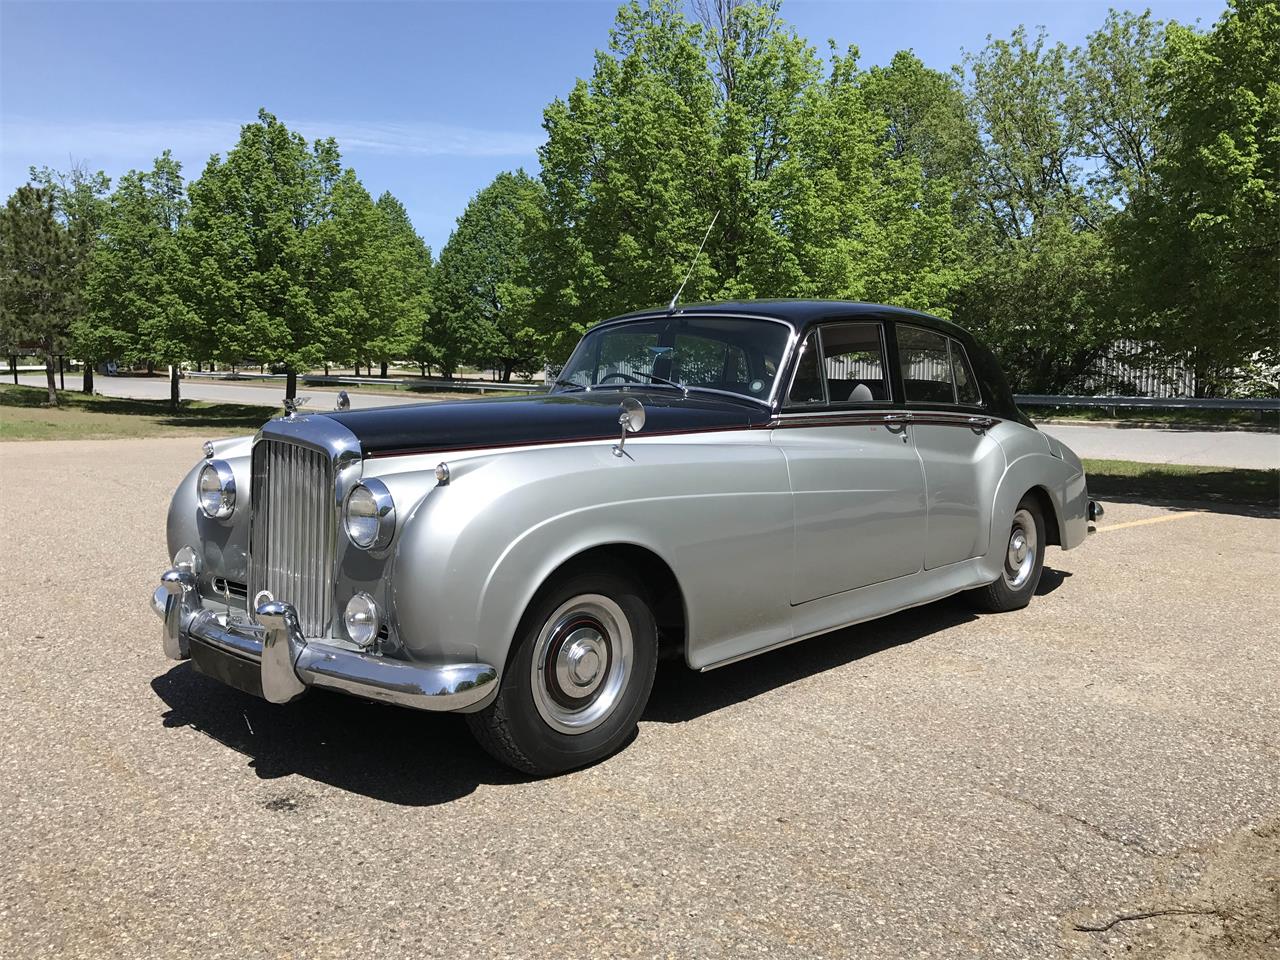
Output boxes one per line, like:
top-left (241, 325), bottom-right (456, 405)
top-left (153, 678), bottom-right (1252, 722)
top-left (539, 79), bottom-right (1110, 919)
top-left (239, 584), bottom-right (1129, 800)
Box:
top-left (787, 333), bottom-right (825, 405)
top-left (951, 342), bottom-right (982, 405)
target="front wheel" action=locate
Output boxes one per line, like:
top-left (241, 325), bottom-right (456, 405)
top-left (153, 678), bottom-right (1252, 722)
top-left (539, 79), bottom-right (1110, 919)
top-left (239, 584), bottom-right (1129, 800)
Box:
top-left (966, 496), bottom-right (1046, 612)
top-left (466, 567), bottom-right (658, 775)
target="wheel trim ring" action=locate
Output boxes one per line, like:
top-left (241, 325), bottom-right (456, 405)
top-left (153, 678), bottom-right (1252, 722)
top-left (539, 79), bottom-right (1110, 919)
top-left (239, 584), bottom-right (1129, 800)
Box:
top-left (530, 594), bottom-right (633, 735)
top-left (1004, 508), bottom-right (1037, 590)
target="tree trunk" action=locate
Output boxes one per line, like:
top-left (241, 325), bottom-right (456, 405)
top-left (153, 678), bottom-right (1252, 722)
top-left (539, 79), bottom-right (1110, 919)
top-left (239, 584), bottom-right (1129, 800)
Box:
top-left (500, 363), bottom-right (513, 383)
top-left (9, 355), bottom-right (16, 385)
top-left (419, 363), bottom-right (426, 377)
top-left (380, 360), bottom-right (388, 378)
top-left (146, 359), bottom-right (155, 375)
top-left (83, 362), bottom-right (94, 394)
top-left (59, 355), bottom-right (65, 391)
top-left (43, 341), bottom-right (58, 406)
top-left (169, 365), bottom-right (181, 412)
top-left (285, 369), bottom-right (298, 401)
top-left (324, 364), bottom-right (329, 376)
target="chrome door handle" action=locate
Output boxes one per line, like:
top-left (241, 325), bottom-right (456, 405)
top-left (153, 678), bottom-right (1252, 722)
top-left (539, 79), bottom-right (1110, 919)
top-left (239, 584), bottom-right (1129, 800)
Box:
top-left (967, 416), bottom-right (994, 434)
top-left (884, 413), bottom-right (912, 434)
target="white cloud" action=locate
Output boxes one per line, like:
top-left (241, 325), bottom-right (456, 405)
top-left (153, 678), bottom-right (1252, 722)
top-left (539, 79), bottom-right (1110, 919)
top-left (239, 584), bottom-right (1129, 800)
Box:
top-left (0, 115), bottom-right (543, 165)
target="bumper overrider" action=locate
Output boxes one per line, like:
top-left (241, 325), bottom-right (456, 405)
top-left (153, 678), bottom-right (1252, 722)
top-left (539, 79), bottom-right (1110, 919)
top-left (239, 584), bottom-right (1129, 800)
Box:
top-left (152, 568), bottom-right (497, 711)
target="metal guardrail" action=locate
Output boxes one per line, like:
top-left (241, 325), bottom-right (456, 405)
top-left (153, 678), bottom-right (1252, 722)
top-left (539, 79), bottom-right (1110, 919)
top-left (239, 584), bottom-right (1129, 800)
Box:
top-left (1015, 394), bottom-right (1279, 412)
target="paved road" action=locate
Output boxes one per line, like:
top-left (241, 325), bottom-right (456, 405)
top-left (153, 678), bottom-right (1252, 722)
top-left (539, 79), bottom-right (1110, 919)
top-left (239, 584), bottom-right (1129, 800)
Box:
top-left (2, 438), bottom-right (1277, 959)
top-left (10, 373), bottom-right (1279, 468)
top-left (12, 372), bottom-right (427, 410)
top-left (1041, 421), bottom-right (1279, 470)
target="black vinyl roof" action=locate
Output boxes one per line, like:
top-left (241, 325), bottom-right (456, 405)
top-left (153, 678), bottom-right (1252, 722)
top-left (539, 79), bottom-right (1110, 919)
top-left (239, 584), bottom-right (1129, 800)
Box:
top-left (605, 299), bottom-right (1029, 425)
top-left (608, 299), bottom-right (973, 341)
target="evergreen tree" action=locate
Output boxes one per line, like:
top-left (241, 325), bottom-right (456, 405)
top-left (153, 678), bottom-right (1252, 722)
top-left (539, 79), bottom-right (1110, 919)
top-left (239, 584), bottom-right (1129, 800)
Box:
top-left (27, 163), bottom-right (110, 391)
top-left (0, 186), bottom-right (83, 405)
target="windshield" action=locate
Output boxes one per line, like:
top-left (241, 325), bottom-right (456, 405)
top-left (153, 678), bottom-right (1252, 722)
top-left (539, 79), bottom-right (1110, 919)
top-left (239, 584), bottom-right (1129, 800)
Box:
top-left (553, 315), bottom-right (791, 404)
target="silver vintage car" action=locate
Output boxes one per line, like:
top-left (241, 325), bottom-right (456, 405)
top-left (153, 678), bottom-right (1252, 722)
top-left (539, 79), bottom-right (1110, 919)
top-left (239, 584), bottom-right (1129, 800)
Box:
top-left (153, 301), bottom-right (1100, 774)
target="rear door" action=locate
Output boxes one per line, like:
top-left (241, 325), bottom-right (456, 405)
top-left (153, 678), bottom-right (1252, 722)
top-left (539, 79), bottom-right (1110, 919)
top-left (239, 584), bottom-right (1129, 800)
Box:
top-left (775, 321), bottom-right (928, 604)
top-left (896, 325), bottom-right (1006, 569)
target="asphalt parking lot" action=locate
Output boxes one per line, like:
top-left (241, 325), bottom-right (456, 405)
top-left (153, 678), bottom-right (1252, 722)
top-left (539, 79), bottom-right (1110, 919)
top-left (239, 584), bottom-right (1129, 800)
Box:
top-left (2, 438), bottom-right (1277, 960)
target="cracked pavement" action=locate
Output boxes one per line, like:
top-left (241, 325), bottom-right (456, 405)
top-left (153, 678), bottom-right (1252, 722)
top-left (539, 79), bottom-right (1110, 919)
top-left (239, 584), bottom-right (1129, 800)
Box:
top-left (1, 437), bottom-right (1277, 959)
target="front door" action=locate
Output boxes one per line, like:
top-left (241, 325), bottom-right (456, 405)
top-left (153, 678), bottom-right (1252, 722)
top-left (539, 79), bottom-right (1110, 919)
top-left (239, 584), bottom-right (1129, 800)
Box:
top-left (775, 323), bottom-right (927, 605)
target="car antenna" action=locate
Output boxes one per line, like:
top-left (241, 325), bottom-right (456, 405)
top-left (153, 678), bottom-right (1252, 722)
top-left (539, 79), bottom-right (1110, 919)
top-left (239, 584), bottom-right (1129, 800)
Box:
top-left (668, 210), bottom-right (719, 312)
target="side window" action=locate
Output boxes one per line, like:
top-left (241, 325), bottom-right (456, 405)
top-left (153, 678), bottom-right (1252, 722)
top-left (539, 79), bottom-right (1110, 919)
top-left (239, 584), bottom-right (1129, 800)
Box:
top-left (787, 333), bottom-right (826, 405)
top-left (820, 322), bottom-right (889, 404)
top-left (951, 341), bottom-right (982, 406)
top-left (898, 325), bottom-right (956, 404)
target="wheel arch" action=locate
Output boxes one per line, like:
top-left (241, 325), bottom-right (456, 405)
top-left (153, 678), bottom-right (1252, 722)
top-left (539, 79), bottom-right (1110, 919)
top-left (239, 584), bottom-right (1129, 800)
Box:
top-left (513, 543), bottom-right (689, 667)
top-left (1024, 484), bottom-right (1063, 546)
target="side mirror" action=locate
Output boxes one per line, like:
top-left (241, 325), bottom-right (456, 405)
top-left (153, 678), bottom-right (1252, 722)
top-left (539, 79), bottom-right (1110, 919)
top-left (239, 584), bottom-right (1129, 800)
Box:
top-left (335, 390), bottom-right (351, 411)
top-left (612, 397), bottom-right (646, 458)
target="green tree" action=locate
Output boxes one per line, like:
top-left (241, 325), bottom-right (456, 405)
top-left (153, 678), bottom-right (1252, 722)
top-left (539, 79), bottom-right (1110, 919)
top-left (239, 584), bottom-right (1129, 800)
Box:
top-left (0, 186), bottom-right (83, 405)
top-left (182, 109), bottom-right (341, 400)
top-left (1115, 0), bottom-right (1279, 394)
top-left (436, 171), bottom-right (547, 381)
top-left (953, 26), bottom-right (1121, 391)
top-left (375, 192), bottom-right (434, 376)
top-left (28, 163), bottom-right (110, 391)
top-left (1070, 10), bottom-right (1166, 206)
top-left (82, 151), bottom-right (195, 410)
top-left (537, 0), bottom-right (720, 358)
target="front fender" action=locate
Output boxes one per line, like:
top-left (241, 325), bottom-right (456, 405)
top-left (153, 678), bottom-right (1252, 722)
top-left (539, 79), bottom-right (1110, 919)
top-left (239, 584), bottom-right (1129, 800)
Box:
top-left (389, 438), bottom-right (793, 674)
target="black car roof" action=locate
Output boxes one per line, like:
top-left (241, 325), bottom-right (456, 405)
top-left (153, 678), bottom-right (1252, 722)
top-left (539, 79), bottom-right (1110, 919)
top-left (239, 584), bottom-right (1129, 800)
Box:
top-left (607, 299), bottom-right (974, 342)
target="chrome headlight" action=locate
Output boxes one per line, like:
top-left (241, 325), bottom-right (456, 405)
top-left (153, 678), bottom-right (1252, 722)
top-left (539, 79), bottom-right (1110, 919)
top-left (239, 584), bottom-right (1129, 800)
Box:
top-left (197, 460), bottom-right (236, 519)
top-left (343, 479), bottom-right (395, 550)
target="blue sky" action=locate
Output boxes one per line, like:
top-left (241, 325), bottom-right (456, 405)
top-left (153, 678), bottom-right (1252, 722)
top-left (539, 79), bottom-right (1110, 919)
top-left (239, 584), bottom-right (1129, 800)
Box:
top-left (2, 0), bottom-right (1225, 253)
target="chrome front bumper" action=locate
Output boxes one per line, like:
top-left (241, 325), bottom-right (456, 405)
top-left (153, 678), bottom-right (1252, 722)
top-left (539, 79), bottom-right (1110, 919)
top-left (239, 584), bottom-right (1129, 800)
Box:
top-left (152, 569), bottom-right (497, 711)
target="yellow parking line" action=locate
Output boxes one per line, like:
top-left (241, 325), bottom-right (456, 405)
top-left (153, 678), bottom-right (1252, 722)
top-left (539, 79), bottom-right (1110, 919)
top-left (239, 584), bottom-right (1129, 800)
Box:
top-left (1094, 512), bottom-right (1200, 533)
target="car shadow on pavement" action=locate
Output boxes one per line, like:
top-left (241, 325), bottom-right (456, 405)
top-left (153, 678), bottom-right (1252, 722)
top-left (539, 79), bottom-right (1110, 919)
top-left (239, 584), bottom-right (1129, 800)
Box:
top-left (151, 665), bottom-right (528, 805)
top-left (645, 572), bottom-right (1068, 725)
top-left (150, 569), bottom-right (1070, 803)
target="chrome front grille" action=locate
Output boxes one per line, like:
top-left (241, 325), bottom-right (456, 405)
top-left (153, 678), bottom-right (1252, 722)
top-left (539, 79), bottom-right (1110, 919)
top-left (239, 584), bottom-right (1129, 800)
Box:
top-left (249, 439), bottom-right (335, 637)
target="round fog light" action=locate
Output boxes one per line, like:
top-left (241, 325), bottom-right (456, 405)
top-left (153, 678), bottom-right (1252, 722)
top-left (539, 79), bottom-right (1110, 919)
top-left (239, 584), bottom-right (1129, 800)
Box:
top-left (344, 593), bottom-right (381, 648)
top-left (173, 545), bottom-right (200, 575)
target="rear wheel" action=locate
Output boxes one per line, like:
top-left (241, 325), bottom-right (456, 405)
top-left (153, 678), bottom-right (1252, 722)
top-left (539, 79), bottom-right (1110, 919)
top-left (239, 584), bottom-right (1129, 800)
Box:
top-left (966, 496), bottom-right (1046, 612)
top-left (466, 567), bottom-right (658, 775)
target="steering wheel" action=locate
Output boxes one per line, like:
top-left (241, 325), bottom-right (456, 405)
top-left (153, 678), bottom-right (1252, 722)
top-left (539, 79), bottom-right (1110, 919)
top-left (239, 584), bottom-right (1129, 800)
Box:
top-left (599, 372), bottom-right (643, 384)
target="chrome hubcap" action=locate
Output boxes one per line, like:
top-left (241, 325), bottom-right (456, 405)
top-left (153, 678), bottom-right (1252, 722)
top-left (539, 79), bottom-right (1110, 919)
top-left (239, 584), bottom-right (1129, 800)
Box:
top-left (1004, 508), bottom-right (1037, 590)
top-left (531, 594), bottom-right (633, 735)
top-left (555, 628), bottom-right (606, 697)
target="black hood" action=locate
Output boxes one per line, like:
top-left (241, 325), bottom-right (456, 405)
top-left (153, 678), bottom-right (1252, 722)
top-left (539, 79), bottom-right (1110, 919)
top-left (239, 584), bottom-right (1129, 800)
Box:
top-left (324, 390), bottom-right (771, 458)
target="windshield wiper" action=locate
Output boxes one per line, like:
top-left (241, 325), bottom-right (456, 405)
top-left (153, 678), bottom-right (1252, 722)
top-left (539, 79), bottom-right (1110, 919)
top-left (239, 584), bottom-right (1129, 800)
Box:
top-left (622, 371), bottom-right (687, 394)
top-left (550, 378), bottom-right (588, 393)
